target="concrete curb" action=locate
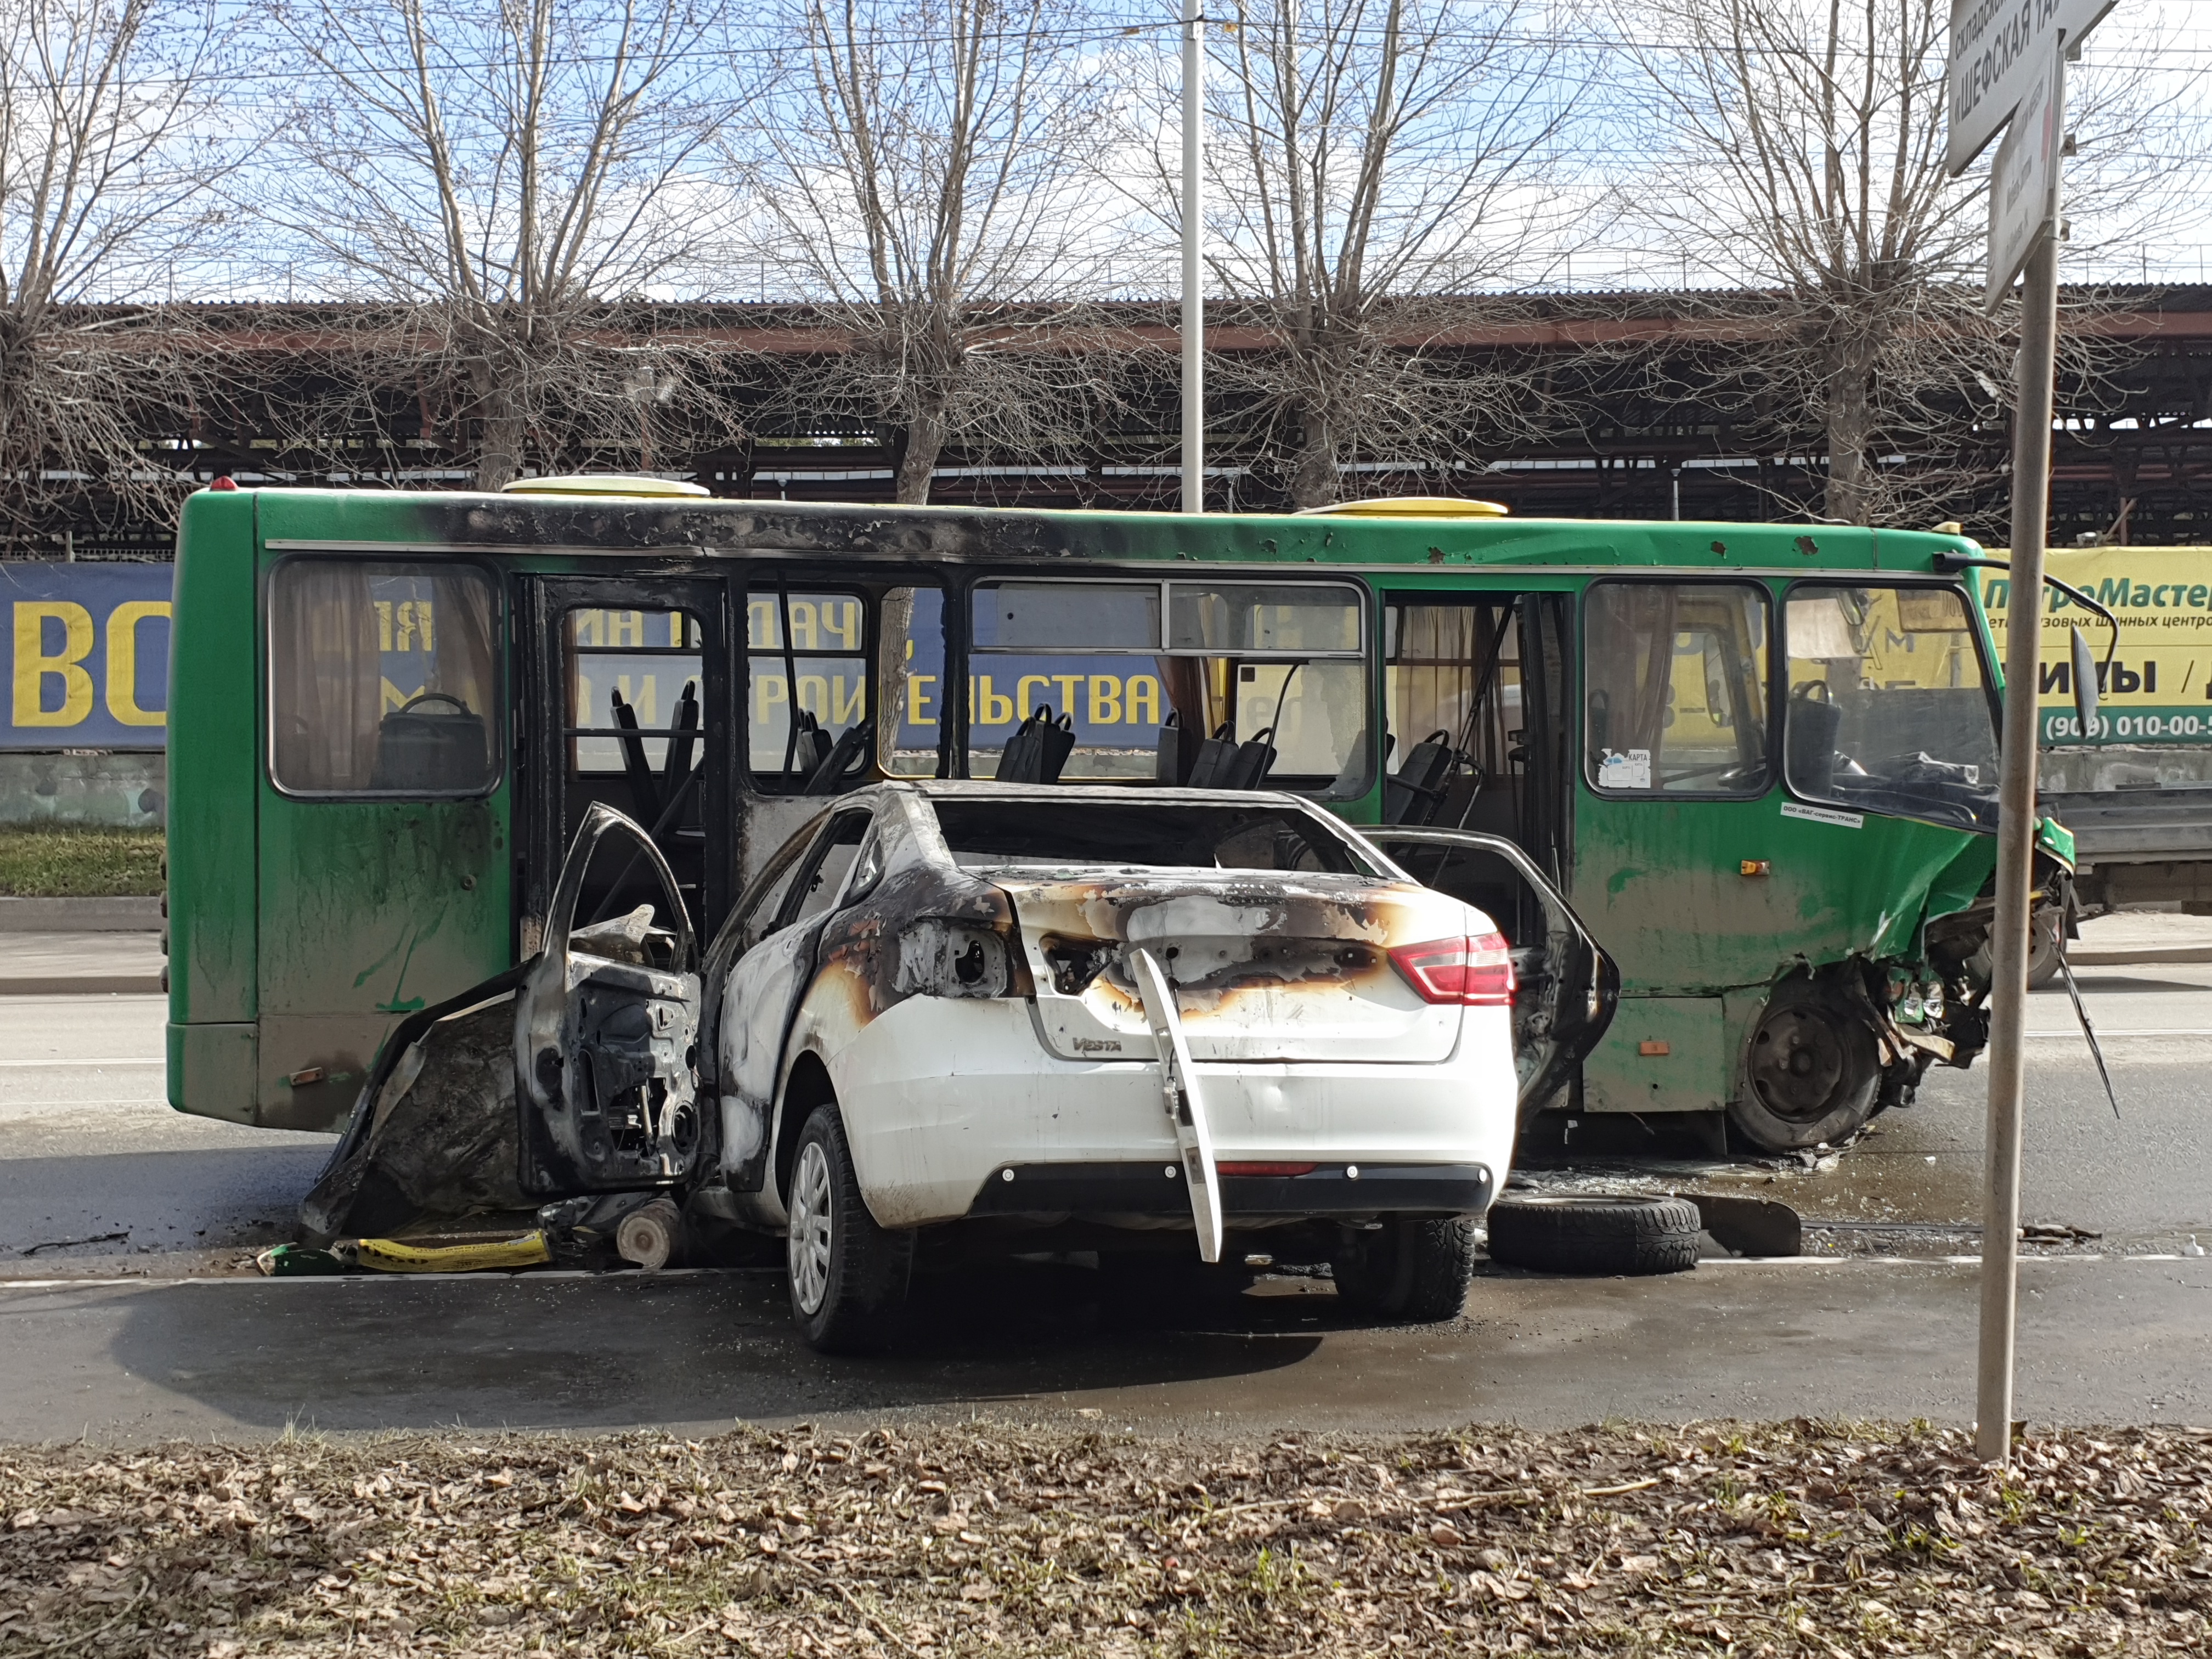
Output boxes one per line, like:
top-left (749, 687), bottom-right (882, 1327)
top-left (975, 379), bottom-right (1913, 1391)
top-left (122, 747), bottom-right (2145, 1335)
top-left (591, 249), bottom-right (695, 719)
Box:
top-left (2068, 946), bottom-right (2212, 967)
top-left (0, 975), bottom-right (164, 995)
top-left (0, 896), bottom-right (161, 933)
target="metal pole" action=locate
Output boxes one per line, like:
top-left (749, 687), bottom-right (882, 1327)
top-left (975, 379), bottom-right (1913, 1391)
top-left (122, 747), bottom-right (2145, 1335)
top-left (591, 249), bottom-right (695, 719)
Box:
top-left (1976, 160), bottom-right (2062, 1472)
top-left (1180, 0), bottom-right (1204, 515)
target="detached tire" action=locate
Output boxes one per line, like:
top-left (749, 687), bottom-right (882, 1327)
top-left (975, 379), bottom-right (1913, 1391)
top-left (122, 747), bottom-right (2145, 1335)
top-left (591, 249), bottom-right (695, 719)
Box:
top-left (1332, 1216), bottom-right (1477, 1321)
top-left (785, 1103), bottom-right (913, 1354)
top-left (1484, 1195), bottom-right (1700, 1276)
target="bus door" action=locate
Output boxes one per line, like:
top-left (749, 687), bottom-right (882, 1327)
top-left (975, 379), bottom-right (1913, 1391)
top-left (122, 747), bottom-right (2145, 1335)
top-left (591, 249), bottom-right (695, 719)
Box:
top-left (1379, 588), bottom-right (1575, 879)
top-left (521, 575), bottom-right (735, 958)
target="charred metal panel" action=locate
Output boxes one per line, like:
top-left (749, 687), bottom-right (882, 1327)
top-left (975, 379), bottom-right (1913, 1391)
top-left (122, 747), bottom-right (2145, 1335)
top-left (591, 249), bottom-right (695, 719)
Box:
top-left (299, 993), bottom-right (527, 1244)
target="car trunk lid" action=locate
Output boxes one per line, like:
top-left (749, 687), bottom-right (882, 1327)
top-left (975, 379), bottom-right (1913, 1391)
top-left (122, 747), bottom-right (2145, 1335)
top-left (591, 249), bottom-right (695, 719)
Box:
top-left (988, 870), bottom-right (1475, 1063)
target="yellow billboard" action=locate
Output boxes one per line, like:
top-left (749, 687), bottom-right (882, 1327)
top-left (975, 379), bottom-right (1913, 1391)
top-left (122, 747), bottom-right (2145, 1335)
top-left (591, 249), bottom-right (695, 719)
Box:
top-left (1977, 546), bottom-right (2212, 745)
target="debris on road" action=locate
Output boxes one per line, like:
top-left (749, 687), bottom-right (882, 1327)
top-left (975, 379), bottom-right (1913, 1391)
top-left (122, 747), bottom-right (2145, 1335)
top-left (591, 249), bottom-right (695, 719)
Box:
top-left (3, 1419), bottom-right (2207, 1656)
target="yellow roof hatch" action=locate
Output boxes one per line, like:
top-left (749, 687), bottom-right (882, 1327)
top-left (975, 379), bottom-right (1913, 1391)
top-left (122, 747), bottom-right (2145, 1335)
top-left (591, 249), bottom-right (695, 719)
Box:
top-left (1296, 496), bottom-right (1510, 519)
top-left (500, 473), bottom-right (712, 499)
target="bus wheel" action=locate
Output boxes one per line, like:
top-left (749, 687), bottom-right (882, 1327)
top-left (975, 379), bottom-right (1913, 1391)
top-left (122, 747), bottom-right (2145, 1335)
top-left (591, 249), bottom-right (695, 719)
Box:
top-left (1731, 979), bottom-right (1882, 1153)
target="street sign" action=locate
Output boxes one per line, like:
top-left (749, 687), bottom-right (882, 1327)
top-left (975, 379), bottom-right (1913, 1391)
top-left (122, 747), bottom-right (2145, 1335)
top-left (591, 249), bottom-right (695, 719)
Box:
top-left (1985, 48), bottom-right (2062, 311)
top-left (1948, 0), bottom-right (2114, 176)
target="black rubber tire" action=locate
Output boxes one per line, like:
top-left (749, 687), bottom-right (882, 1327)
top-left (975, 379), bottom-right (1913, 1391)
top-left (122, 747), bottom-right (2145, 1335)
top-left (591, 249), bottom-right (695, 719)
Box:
top-left (785, 1103), bottom-right (913, 1354)
top-left (1483, 1194), bottom-right (1700, 1276)
top-left (1331, 1216), bottom-right (1478, 1321)
top-left (1729, 977), bottom-right (1883, 1153)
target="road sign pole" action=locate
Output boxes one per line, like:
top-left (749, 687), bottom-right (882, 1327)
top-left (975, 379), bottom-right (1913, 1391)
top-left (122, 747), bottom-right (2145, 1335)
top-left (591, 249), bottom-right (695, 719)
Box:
top-left (1180, 0), bottom-right (1205, 515)
top-left (1976, 159), bottom-right (2063, 1472)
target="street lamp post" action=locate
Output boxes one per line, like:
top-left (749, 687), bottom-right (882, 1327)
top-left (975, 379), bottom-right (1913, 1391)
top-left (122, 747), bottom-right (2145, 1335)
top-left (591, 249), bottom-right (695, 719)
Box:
top-left (1181, 0), bottom-right (1204, 514)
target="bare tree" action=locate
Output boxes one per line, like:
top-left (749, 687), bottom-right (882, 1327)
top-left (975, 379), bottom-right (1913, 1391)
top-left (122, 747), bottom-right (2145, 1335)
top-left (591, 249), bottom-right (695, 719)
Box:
top-left (272, 0), bottom-right (729, 487)
top-left (1611, 0), bottom-right (2181, 528)
top-left (0, 0), bottom-right (233, 545)
top-left (739, 0), bottom-right (1116, 505)
top-left (1133, 0), bottom-right (1576, 510)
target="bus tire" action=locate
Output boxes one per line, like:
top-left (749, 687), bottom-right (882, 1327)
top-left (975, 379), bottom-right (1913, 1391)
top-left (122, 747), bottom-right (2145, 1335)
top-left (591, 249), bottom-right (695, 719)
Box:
top-left (1483, 1194), bottom-right (1701, 1276)
top-left (1332, 1216), bottom-right (1477, 1321)
top-left (1730, 977), bottom-right (1882, 1153)
top-left (785, 1103), bottom-right (912, 1354)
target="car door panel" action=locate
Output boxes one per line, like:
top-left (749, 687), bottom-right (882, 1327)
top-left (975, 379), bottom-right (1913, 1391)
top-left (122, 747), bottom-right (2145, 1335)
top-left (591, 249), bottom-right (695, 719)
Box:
top-left (515, 803), bottom-right (704, 1195)
top-left (709, 809), bottom-right (873, 1198)
top-left (1364, 828), bottom-right (1620, 1125)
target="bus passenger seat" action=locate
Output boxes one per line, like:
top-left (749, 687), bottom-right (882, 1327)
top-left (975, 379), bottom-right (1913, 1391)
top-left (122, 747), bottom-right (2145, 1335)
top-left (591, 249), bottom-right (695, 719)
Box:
top-left (1383, 729), bottom-right (1456, 824)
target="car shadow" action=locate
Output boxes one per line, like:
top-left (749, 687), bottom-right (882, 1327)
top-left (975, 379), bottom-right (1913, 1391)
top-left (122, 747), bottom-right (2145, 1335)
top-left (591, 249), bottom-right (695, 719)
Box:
top-left (104, 1259), bottom-right (1328, 1433)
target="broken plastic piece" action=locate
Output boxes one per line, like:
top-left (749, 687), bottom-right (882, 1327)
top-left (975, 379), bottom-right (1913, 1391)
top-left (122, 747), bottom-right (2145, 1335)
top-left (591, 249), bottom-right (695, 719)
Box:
top-left (254, 1243), bottom-right (348, 1277)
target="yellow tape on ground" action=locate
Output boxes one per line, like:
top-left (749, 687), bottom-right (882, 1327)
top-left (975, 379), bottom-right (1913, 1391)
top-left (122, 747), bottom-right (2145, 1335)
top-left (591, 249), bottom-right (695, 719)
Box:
top-left (348, 1233), bottom-right (551, 1274)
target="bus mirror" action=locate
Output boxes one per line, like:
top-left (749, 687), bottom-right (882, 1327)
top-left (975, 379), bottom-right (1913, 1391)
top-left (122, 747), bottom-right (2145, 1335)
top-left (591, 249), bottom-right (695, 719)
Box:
top-left (2070, 625), bottom-right (2099, 742)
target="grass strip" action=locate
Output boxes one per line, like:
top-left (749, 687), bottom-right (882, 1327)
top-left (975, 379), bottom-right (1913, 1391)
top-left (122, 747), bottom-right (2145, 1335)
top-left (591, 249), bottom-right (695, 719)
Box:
top-left (2, 1418), bottom-right (2207, 1656)
top-left (0, 824), bottom-right (163, 897)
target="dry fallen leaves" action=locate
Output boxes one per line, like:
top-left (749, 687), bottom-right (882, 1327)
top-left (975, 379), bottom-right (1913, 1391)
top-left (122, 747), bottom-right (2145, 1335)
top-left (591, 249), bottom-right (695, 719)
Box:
top-left (0, 1418), bottom-right (2206, 1656)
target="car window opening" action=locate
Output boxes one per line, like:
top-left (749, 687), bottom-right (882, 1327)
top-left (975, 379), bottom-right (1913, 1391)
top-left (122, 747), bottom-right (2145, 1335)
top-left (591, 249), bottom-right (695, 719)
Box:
top-left (929, 799), bottom-right (1379, 876)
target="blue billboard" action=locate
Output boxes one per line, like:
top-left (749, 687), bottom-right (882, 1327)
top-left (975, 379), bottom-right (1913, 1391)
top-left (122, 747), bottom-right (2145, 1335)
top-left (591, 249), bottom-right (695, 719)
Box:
top-left (2, 562), bottom-right (173, 751)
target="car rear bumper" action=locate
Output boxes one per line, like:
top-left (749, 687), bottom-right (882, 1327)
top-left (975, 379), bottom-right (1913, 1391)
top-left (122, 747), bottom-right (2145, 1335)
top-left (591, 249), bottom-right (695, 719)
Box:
top-left (826, 997), bottom-right (1516, 1228)
top-left (963, 1159), bottom-right (1494, 1220)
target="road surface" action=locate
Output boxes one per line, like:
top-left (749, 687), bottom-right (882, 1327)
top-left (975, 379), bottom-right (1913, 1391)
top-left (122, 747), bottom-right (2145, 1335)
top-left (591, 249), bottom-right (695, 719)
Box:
top-left (3, 962), bottom-right (2209, 1443)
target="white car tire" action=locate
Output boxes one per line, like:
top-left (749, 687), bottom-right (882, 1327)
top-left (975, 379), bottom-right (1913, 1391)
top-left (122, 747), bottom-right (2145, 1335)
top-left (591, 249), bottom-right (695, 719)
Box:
top-left (786, 1103), bottom-right (913, 1353)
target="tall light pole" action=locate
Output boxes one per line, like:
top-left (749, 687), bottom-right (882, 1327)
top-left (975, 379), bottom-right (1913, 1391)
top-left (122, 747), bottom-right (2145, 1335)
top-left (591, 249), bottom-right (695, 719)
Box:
top-left (1180, 0), bottom-right (1204, 514)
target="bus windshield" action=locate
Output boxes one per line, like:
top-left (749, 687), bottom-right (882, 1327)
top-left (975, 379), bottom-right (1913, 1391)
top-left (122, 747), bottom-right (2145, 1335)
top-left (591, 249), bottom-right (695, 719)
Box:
top-left (1784, 584), bottom-right (1997, 831)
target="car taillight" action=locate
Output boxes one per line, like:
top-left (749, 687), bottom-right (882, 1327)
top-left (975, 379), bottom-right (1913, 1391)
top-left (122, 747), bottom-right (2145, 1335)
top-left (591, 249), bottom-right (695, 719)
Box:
top-left (1388, 933), bottom-right (1515, 1006)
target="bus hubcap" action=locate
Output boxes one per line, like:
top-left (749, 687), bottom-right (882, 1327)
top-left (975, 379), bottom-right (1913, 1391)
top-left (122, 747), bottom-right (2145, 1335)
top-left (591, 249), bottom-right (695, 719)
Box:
top-left (1749, 1003), bottom-right (1852, 1122)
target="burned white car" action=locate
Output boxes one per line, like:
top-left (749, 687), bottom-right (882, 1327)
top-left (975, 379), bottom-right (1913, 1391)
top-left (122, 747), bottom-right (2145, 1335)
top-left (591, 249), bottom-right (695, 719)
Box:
top-left (304, 783), bottom-right (1615, 1351)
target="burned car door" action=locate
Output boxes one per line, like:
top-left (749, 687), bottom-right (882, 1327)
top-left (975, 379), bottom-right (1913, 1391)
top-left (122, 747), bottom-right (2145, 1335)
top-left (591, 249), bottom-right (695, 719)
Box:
top-left (516, 802), bottom-right (704, 1195)
top-left (710, 806), bottom-right (875, 1192)
top-left (1364, 828), bottom-right (1619, 1125)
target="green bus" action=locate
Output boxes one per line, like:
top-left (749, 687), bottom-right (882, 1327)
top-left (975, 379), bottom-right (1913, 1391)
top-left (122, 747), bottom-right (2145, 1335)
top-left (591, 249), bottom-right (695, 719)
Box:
top-left (166, 478), bottom-right (2061, 1157)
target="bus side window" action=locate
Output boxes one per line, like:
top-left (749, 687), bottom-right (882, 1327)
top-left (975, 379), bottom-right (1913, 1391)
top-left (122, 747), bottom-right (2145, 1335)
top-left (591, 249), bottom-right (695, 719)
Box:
top-left (1583, 580), bottom-right (1771, 796)
top-left (268, 559), bottom-right (500, 797)
top-left (747, 589), bottom-right (873, 795)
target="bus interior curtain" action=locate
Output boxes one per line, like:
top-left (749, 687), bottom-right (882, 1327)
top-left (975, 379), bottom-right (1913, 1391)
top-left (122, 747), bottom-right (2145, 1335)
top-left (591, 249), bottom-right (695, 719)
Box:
top-left (1586, 583), bottom-right (1678, 757)
top-left (271, 560), bottom-right (380, 791)
top-left (431, 575), bottom-right (497, 771)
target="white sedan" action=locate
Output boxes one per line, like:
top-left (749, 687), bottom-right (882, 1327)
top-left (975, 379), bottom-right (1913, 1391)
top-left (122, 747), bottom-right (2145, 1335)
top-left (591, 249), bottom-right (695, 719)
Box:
top-left (305, 783), bottom-right (1615, 1352)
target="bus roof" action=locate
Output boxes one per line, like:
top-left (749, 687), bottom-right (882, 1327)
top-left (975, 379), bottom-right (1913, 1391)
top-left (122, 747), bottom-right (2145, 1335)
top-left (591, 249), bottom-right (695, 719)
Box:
top-left (196, 484), bottom-right (1979, 578)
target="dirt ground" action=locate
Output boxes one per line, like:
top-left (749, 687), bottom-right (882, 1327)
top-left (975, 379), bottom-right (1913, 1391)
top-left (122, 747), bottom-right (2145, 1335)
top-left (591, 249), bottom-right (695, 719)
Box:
top-left (3, 1419), bottom-right (2207, 1657)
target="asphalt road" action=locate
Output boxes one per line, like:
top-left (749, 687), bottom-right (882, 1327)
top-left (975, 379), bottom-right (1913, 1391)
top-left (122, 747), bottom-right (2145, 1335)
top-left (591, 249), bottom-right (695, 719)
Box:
top-left (3, 971), bottom-right (2209, 1443)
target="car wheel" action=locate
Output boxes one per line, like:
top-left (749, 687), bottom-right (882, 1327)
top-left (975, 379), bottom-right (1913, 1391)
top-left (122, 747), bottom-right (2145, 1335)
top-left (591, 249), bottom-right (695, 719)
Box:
top-left (1483, 1194), bottom-right (1700, 1276)
top-left (1728, 977), bottom-right (1882, 1153)
top-left (786, 1103), bottom-right (912, 1354)
top-left (1331, 1216), bottom-right (1477, 1322)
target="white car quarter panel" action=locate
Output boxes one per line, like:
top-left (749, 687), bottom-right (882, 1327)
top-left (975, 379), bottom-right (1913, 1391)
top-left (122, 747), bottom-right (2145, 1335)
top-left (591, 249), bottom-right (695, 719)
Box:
top-left (830, 994), bottom-right (1517, 1229)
